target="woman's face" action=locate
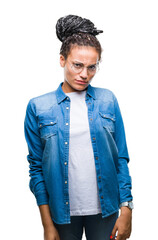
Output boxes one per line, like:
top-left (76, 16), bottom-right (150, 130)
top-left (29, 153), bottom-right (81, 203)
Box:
top-left (60, 45), bottom-right (99, 93)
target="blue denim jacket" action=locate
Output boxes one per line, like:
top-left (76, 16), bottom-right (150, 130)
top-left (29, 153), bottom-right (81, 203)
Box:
top-left (24, 82), bottom-right (133, 224)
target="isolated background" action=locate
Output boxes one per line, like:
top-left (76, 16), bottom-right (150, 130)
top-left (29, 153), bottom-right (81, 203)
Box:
top-left (0, 0), bottom-right (158, 239)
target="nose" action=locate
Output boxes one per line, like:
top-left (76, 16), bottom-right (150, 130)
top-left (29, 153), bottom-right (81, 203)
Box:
top-left (79, 66), bottom-right (88, 79)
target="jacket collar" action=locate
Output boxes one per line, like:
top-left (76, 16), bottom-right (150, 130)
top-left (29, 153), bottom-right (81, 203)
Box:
top-left (55, 82), bottom-right (96, 104)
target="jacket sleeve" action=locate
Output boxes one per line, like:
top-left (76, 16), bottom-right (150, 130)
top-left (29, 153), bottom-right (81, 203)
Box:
top-left (24, 99), bottom-right (49, 206)
top-left (113, 94), bottom-right (133, 204)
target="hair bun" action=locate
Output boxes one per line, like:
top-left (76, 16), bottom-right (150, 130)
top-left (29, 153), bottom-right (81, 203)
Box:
top-left (56, 15), bottom-right (103, 42)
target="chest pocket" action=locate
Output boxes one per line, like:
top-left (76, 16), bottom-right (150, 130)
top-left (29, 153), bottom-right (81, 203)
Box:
top-left (38, 118), bottom-right (57, 139)
top-left (99, 112), bottom-right (115, 133)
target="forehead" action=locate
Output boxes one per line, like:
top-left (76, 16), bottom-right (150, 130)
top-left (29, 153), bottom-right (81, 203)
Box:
top-left (67, 45), bottom-right (99, 64)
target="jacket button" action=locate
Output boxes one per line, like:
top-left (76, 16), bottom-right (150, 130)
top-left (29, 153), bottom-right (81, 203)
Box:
top-left (99, 176), bottom-right (101, 179)
top-left (66, 123), bottom-right (69, 125)
top-left (96, 157), bottom-right (98, 160)
top-left (65, 181), bottom-right (67, 184)
top-left (101, 196), bottom-right (104, 199)
top-left (90, 118), bottom-right (93, 121)
top-left (65, 142), bottom-right (68, 144)
top-left (66, 107), bottom-right (69, 110)
top-left (64, 162), bottom-right (67, 165)
top-left (93, 137), bottom-right (96, 140)
top-left (66, 201), bottom-right (69, 205)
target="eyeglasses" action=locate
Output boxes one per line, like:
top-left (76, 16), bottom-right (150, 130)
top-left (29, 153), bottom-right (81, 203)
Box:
top-left (67, 61), bottom-right (99, 75)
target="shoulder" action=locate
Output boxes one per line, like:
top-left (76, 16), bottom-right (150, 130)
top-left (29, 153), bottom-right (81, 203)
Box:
top-left (26, 90), bottom-right (57, 115)
top-left (92, 85), bottom-right (117, 102)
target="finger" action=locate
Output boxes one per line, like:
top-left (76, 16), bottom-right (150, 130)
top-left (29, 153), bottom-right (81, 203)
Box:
top-left (110, 235), bottom-right (117, 240)
top-left (111, 223), bottom-right (118, 239)
top-left (116, 233), bottom-right (125, 240)
top-left (57, 233), bottom-right (61, 240)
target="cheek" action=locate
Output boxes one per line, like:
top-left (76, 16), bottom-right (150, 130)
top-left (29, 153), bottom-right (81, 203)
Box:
top-left (65, 68), bottom-right (76, 81)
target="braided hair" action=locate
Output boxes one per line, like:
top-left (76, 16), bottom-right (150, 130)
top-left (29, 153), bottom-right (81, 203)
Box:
top-left (56, 15), bottom-right (103, 60)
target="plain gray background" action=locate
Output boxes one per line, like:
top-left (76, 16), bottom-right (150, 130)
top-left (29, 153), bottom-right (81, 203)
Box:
top-left (0, 0), bottom-right (158, 239)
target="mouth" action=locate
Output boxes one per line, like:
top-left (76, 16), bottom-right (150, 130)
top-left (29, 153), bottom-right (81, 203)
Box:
top-left (75, 79), bottom-right (87, 85)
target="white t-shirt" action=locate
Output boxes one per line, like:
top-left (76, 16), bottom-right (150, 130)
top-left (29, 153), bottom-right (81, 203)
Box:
top-left (66, 90), bottom-right (102, 216)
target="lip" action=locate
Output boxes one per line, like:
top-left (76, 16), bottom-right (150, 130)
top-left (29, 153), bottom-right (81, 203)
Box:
top-left (75, 80), bottom-right (87, 85)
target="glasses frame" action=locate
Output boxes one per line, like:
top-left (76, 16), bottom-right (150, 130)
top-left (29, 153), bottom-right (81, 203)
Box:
top-left (67, 60), bottom-right (100, 75)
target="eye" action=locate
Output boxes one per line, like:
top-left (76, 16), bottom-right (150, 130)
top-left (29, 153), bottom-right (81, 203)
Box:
top-left (73, 63), bottom-right (83, 68)
top-left (88, 65), bottom-right (96, 71)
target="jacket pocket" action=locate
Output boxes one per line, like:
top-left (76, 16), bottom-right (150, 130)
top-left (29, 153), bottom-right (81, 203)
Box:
top-left (99, 112), bottom-right (115, 133)
top-left (38, 118), bottom-right (57, 139)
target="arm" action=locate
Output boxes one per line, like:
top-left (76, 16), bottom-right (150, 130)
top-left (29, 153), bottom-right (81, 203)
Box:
top-left (24, 100), bottom-right (60, 240)
top-left (111, 95), bottom-right (133, 240)
top-left (113, 95), bottom-right (133, 204)
top-left (39, 205), bottom-right (60, 240)
top-left (24, 99), bottom-right (49, 205)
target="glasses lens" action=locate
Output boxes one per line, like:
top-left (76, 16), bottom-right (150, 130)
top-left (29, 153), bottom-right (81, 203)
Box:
top-left (88, 65), bottom-right (96, 74)
top-left (88, 63), bottom-right (99, 74)
top-left (72, 63), bottom-right (83, 73)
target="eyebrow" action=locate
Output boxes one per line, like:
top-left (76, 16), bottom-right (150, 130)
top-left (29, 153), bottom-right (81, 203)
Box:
top-left (73, 60), bottom-right (98, 66)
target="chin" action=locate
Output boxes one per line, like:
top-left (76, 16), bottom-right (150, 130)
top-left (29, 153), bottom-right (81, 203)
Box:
top-left (74, 84), bottom-right (87, 91)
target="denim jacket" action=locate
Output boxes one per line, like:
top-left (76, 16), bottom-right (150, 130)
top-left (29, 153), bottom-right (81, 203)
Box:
top-left (24, 82), bottom-right (133, 224)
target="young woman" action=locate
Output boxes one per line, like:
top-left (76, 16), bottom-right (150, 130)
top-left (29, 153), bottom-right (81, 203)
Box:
top-left (24, 15), bottom-right (133, 240)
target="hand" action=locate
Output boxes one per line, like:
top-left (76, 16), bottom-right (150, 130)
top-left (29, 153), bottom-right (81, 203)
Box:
top-left (44, 225), bottom-right (60, 240)
top-left (111, 207), bottom-right (132, 240)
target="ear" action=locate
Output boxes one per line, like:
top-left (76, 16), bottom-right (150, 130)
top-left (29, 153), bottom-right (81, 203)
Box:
top-left (60, 55), bottom-right (66, 67)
